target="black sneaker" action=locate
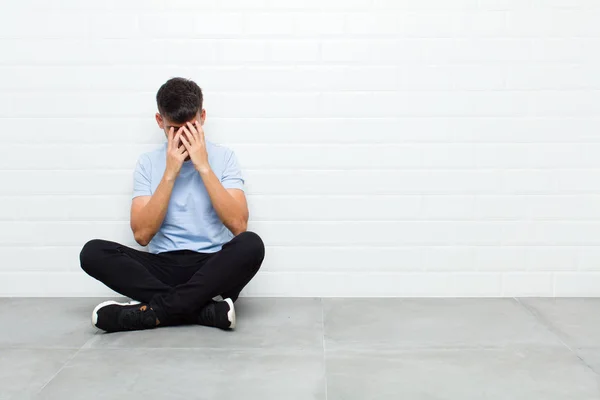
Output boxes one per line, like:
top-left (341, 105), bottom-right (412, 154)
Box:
top-left (197, 298), bottom-right (236, 330)
top-left (92, 300), bottom-right (158, 333)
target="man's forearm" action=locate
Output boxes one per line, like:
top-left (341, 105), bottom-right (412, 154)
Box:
top-left (132, 175), bottom-right (175, 245)
top-left (199, 168), bottom-right (248, 235)
top-left (179, 122), bottom-right (248, 235)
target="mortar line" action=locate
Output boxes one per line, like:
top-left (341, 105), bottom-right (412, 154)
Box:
top-left (514, 297), bottom-right (598, 375)
top-left (35, 333), bottom-right (98, 395)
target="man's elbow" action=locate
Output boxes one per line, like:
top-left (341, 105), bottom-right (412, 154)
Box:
top-left (230, 219), bottom-right (248, 236)
top-left (135, 238), bottom-right (150, 247)
top-left (133, 230), bottom-right (152, 247)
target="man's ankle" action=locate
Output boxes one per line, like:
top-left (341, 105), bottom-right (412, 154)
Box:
top-left (149, 303), bottom-right (167, 326)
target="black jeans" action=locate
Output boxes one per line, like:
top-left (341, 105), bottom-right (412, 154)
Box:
top-left (79, 231), bottom-right (265, 325)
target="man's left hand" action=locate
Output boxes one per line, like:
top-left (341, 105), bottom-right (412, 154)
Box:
top-left (181, 121), bottom-right (210, 174)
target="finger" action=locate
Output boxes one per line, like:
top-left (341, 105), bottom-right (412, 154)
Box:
top-left (177, 143), bottom-right (187, 155)
top-left (194, 120), bottom-right (203, 136)
top-left (167, 127), bottom-right (174, 150)
top-left (180, 135), bottom-right (191, 149)
top-left (186, 121), bottom-right (197, 134)
top-left (195, 121), bottom-right (205, 144)
top-left (187, 121), bottom-right (200, 141)
top-left (182, 126), bottom-right (195, 143)
top-left (181, 150), bottom-right (189, 159)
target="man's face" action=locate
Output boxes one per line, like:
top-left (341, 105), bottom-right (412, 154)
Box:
top-left (156, 109), bottom-right (206, 146)
top-left (155, 109), bottom-right (206, 161)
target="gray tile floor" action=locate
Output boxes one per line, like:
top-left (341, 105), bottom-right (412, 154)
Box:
top-left (1, 298), bottom-right (600, 399)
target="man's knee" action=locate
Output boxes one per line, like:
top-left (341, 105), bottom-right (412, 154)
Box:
top-left (235, 231), bottom-right (265, 265)
top-left (79, 239), bottom-right (111, 275)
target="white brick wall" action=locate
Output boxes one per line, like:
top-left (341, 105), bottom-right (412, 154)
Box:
top-left (1, 0), bottom-right (600, 297)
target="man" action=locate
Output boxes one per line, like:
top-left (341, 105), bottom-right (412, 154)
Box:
top-left (79, 77), bottom-right (265, 333)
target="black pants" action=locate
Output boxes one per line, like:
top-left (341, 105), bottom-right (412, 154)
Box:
top-left (79, 231), bottom-right (265, 325)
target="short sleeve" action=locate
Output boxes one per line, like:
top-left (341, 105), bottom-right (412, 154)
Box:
top-left (221, 150), bottom-right (245, 191)
top-left (132, 155), bottom-right (152, 199)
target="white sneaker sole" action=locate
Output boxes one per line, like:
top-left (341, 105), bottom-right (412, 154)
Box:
top-left (91, 300), bottom-right (141, 328)
top-left (224, 298), bottom-right (236, 329)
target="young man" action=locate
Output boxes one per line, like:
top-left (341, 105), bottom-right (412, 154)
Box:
top-left (80, 77), bottom-right (264, 333)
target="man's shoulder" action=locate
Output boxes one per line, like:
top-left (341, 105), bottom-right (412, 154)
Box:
top-left (207, 141), bottom-right (237, 164)
top-left (137, 143), bottom-right (167, 166)
top-left (207, 141), bottom-right (234, 156)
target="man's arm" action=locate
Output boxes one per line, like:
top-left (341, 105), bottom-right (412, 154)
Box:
top-left (199, 169), bottom-right (249, 236)
top-left (130, 128), bottom-right (189, 246)
top-left (181, 121), bottom-right (249, 236)
top-left (130, 176), bottom-right (175, 246)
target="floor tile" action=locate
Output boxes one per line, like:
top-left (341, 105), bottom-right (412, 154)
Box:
top-left (87, 298), bottom-right (323, 351)
top-left (520, 298), bottom-right (600, 349)
top-left (36, 348), bottom-right (326, 400)
top-left (324, 298), bottom-right (562, 350)
top-left (0, 348), bottom-right (76, 400)
top-left (0, 298), bottom-right (101, 349)
top-left (326, 348), bottom-right (600, 400)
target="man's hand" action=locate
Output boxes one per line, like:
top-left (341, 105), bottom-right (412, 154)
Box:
top-left (181, 121), bottom-right (210, 174)
top-left (164, 127), bottom-right (189, 181)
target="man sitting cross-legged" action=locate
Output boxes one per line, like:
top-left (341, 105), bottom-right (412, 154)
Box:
top-left (79, 77), bottom-right (264, 333)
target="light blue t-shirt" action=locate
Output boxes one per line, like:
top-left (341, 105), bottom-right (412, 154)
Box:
top-left (132, 141), bottom-right (245, 254)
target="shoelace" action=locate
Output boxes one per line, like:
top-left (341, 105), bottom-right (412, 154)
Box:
top-left (120, 308), bottom-right (155, 330)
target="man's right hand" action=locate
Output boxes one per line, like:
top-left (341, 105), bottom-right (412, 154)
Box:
top-left (164, 127), bottom-right (189, 181)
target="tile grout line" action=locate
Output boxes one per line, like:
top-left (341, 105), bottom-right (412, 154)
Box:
top-left (513, 297), bottom-right (599, 375)
top-left (34, 333), bottom-right (99, 396)
top-left (513, 297), bottom-right (573, 350)
top-left (321, 297), bottom-right (328, 400)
